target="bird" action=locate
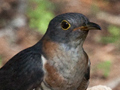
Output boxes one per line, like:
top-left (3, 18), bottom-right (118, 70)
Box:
top-left (0, 13), bottom-right (101, 90)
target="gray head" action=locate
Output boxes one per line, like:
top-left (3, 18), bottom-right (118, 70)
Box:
top-left (45, 13), bottom-right (101, 46)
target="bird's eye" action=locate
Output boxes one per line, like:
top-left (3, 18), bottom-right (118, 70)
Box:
top-left (61, 20), bottom-right (71, 30)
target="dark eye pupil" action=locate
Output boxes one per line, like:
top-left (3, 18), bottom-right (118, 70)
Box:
top-left (61, 21), bottom-right (69, 29)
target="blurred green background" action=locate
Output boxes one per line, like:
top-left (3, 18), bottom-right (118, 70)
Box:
top-left (0, 0), bottom-right (120, 90)
top-left (27, 0), bottom-right (55, 34)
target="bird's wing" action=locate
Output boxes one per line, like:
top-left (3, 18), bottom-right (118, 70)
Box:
top-left (0, 47), bottom-right (44, 90)
top-left (84, 58), bottom-right (91, 81)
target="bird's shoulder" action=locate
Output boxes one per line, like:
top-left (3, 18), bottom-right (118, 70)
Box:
top-left (1, 46), bottom-right (42, 69)
top-left (0, 46), bottom-right (44, 90)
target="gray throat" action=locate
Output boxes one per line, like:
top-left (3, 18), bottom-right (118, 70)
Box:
top-left (48, 40), bottom-right (87, 85)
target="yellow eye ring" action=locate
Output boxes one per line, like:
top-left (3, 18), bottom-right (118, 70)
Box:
top-left (61, 20), bottom-right (71, 30)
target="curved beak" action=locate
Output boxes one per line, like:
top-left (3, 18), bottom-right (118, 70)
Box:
top-left (73, 22), bottom-right (101, 31)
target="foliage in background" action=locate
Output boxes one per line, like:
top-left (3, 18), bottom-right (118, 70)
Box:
top-left (100, 25), bottom-right (120, 44)
top-left (97, 61), bottom-right (112, 78)
top-left (90, 3), bottom-right (100, 14)
top-left (27, 0), bottom-right (55, 34)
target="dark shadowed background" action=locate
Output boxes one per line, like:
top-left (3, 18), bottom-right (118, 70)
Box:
top-left (0, 0), bottom-right (120, 89)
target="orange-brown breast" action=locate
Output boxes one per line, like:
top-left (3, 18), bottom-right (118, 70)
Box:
top-left (44, 63), bottom-right (66, 88)
top-left (42, 37), bottom-right (66, 88)
top-left (42, 37), bottom-right (58, 59)
top-left (41, 37), bottom-right (89, 89)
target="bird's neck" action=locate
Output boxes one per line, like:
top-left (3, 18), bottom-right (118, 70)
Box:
top-left (64, 38), bottom-right (84, 50)
top-left (38, 35), bottom-right (85, 59)
top-left (41, 36), bottom-right (88, 88)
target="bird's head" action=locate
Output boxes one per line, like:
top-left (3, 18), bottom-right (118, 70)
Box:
top-left (45, 13), bottom-right (101, 46)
